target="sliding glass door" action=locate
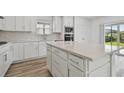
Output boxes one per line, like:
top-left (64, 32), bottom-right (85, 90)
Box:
top-left (104, 23), bottom-right (124, 52)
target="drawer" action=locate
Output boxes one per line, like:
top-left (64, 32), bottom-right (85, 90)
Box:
top-left (89, 55), bottom-right (110, 72)
top-left (52, 54), bottom-right (68, 76)
top-left (52, 47), bottom-right (67, 60)
top-left (52, 64), bottom-right (62, 77)
top-left (69, 54), bottom-right (84, 71)
top-left (69, 64), bottom-right (84, 77)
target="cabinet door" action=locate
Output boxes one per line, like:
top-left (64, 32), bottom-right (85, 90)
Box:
top-left (13, 43), bottom-right (24, 61)
top-left (4, 16), bottom-right (16, 31)
top-left (0, 19), bottom-right (3, 30)
top-left (15, 16), bottom-right (25, 31)
top-left (0, 54), bottom-right (3, 76)
top-left (24, 16), bottom-right (31, 31)
top-left (39, 42), bottom-right (47, 57)
top-left (89, 63), bottom-right (110, 77)
top-left (47, 50), bottom-right (52, 72)
top-left (53, 16), bottom-right (62, 33)
top-left (63, 16), bottom-right (73, 27)
top-left (69, 64), bottom-right (84, 77)
top-left (24, 42), bottom-right (38, 59)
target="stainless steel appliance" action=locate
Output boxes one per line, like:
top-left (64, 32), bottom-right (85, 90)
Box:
top-left (65, 27), bottom-right (73, 33)
top-left (64, 27), bottom-right (74, 41)
top-left (64, 34), bottom-right (74, 41)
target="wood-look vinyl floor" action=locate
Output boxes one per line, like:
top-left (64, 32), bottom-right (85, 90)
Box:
top-left (5, 58), bottom-right (52, 77)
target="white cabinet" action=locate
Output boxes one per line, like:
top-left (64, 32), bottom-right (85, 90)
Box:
top-left (89, 63), bottom-right (110, 77)
top-left (0, 53), bottom-right (3, 76)
top-left (24, 42), bottom-right (38, 59)
top-left (0, 19), bottom-right (4, 30)
top-left (39, 42), bottom-right (47, 57)
top-left (13, 43), bottom-right (24, 61)
top-left (69, 64), bottom-right (84, 77)
top-left (47, 49), bottom-right (52, 72)
top-left (63, 16), bottom-right (74, 27)
top-left (74, 16), bottom-right (91, 42)
top-left (53, 16), bottom-right (62, 33)
top-left (4, 16), bottom-right (16, 31)
top-left (15, 16), bottom-right (25, 31)
top-left (51, 47), bottom-right (68, 77)
top-left (0, 44), bottom-right (13, 77)
top-left (24, 16), bottom-right (31, 31)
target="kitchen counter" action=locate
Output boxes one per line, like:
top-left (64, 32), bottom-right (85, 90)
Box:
top-left (47, 41), bottom-right (111, 77)
top-left (47, 41), bottom-right (110, 61)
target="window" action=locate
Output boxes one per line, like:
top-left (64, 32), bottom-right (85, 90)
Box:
top-left (36, 22), bottom-right (51, 35)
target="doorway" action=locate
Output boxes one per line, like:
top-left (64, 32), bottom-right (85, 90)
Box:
top-left (104, 23), bottom-right (124, 76)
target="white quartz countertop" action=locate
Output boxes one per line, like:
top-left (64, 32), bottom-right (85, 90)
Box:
top-left (47, 41), bottom-right (110, 61)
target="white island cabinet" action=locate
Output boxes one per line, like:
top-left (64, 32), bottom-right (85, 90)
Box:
top-left (47, 41), bottom-right (111, 77)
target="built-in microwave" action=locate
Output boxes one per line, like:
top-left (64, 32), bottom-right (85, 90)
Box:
top-left (65, 27), bottom-right (73, 33)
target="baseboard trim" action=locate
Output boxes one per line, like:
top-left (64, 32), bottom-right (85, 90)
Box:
top-left (12, 56), bottom-right (46, 64)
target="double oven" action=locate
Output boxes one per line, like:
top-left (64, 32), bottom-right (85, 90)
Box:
top-left (64, 27), bottom-right (74, 41)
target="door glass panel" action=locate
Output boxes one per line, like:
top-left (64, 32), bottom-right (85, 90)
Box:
top-left (111, 25), bottom-right (118, 51)
top-left (119, 24), bottom-right (124, 54)
top-left (104, 25), bottom-right (112, 52)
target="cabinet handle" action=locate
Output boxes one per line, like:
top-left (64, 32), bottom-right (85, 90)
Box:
top-left (4, 54), bottom-right (7, 62)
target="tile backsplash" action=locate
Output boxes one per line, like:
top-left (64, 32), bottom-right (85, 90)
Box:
top-left (0, 31), bottom-right (61, 42)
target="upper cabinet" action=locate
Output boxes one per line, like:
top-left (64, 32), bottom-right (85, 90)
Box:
top-left (15, 16), bottom-right (31, 32)
top-left (53, 16), bottom-right (62, 33)
top-left (4, 16), bottom-right (16, 31)
top-left (0, 17), bottom-right (4, 30)
top-left (63, 16), bottom-right (74, 27)
top-left (3, 16), bottom-right (31, 32)
top-left (15, 16), bottom-right (25, 31)
top-left (24, 16), bottom-right (31, 31)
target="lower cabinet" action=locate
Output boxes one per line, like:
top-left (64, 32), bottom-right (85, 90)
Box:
top-left (13, 43), bottom-right (24, 61)
top-left (12, 41), bottom-right (47, 63)
top-left (47, 49), bottom-right (52, 72)
top-left (69, 64), bottom-right (84, 77)
top-left (39, 42), bottom-right (47, 57)
top-left (0, 53), bottom-right (4, 76)
top-left (89, 63), bottom-right (110, 77)
top-left (23, 42), bottom-right (38, 59)
top-left (0, 45), bottom-right (13, 77)
top-left (47, 44), bottom-right (111, 77)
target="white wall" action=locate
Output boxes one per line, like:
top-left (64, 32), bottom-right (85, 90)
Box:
top-left (91, 16), bottom-right (124, 44)
top-left (74, 16), bottom-right (91, 42)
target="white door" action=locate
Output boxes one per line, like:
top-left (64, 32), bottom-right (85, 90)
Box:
top-left (13, 43), bottom-right (24, 61)
top-left (39, 42), bottom-right (47, 57)
top-left (24, 42), bottom-right (38, 59)
top-left (24, 16), bottom-right (31, 31)
top-left (15, 16), bottom-right (25, 31)
top-left (4, 16), bottom-right (16, 31)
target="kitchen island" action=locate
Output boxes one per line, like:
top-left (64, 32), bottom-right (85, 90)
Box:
top-left (47, 41), bottom-right (111, 77)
